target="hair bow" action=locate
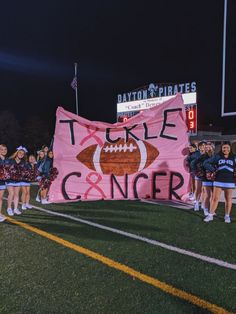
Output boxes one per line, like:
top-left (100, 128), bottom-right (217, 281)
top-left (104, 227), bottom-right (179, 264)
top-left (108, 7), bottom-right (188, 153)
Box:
top-left (16, 146), bottom-right (28, 153)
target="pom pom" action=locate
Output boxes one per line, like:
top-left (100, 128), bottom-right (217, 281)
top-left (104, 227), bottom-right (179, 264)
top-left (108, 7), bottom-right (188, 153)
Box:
top-left (8, 164), bottom-right (22, 181)
top-left (206, 170), bottom-right (216, 181)
top-left (195, 163), bottom-right (205, 178)
top-left (3, 164), bottom-right (11, 180)
top-left (39, 177), bottom-right (51, 189)
top-left (0, 165), bottom-right (5, 180)
top-left (1, 163), bottom-right (41, 182)
top-left (39, 167), bottom-right (58, 189)
top-left (49, 167), bottom-right (59, 181)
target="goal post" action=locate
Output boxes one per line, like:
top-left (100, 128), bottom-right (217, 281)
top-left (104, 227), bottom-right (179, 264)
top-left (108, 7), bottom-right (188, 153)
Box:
top-left (221, 0), bottom-right (236, 117)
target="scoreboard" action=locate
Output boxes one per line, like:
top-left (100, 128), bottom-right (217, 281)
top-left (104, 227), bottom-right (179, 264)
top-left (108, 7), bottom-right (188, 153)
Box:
top-left (185, 103), bottom-right (197, 135)
top-left (117, 93), bottom-right (197, 135)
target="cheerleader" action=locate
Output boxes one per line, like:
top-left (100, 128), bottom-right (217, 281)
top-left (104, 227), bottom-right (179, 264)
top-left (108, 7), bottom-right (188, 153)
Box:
top-left (35, 150), bottom-right (45, 202)
top-left (0, 144), bottom-right (8, 222)
top-left (5, 146), bottom-right (28, 216)
top-left (42, 145), bottom-right (49, 156)
top-left (204, 142), bottom-right (236, 223)
top-left (36, 150), bottom-right (51, 204)
top-left (190, 141), bottom-right (207, 211)
top-left (47, 150), bottom-right (53, 161)
top-left (21, 154), bottom-right (37, 210)
top-left (201, 142), bottom-right (215, 216)
top-left (186, 143), bottom-right (198, 200)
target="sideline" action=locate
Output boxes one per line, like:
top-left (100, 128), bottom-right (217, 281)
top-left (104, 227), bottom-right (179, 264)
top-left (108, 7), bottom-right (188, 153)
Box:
top-left (6, 216), bottom-right (233, 314)
top-left (12, 201), bottom-right (236, 271)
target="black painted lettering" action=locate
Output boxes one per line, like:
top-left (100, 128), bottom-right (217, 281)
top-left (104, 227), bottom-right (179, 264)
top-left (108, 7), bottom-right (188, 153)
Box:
top-left (61, 172), bottom-right (81, 200)
top-left (152, 172), bottom-right (167, 199)
top-left (169, 171), bottom-right (184, 200)
top-left (143, 122), bottom-right (158, 140)
top-left (111, 174), bottom-right (128, 199)
top-left (106, 128), bottom-right (121, 143)
top-left (59, 119), bottom-right (77, 145)
top-left (160, 109), bottom-right (182, 140)
top-left (133, 173), bottom-right (148, 198)
top-left (124, 125), bottom-right (139, 142)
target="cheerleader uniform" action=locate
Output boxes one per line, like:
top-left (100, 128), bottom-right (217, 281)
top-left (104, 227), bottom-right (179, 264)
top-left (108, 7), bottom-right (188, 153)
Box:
top-left (21, 161), bottom-right (32, 187)
top-left (190, 151), bottom-right (204, 181)
top-left (5, 158), bottom-right (28, 187)
top-left (189, 151), bottom-right (201, 181)
top-left (201, 153), bottom-right (215, 187)
top-left (187, 150), bottom-right (200, 174)
top-left (203, 154), bottom-right (236, 189)
top-left (0, 158), bottom-right (7, 190)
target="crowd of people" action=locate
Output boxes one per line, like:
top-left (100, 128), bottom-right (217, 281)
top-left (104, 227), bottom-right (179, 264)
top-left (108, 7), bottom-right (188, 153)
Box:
top-left (187, 141), bottom-right (236, 223)
top-left (0, 144), bottom-right (55, 222)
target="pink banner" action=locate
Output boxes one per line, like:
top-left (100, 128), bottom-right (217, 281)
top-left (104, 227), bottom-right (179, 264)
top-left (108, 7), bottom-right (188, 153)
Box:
top-left (49, 94), bottom-right (190, 202)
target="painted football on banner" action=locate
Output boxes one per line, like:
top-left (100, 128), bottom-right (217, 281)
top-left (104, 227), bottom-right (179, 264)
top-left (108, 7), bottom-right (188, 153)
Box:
top-left (76, 138), bottom-right (159, 176)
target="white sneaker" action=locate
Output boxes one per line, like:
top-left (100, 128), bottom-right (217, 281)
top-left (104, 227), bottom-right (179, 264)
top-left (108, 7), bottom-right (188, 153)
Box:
top-left (22, 204), bottom-right (27, 210)
top-left (204, 214), bottom-right (213, 222)
top-left (189, 193), bottom-right (194, 200)
top-left (41, 199), bottom-right (51, 204)
top-left (0, 214), bottom-right (6, 222)
top-left (194, 202), bottom-right (199, 211)
top-left (7, 208), bottom-right (14, 216)
top-left (13, 208), bottom-right (22, 215)
top-left (203, 208), bottom-right (209, 216)
top-left (224, 215), bottom-right (231, 223)
top-left (26, 203), bottom-right (33, 209)
top-left (36, 196), bottom-right (41, 202)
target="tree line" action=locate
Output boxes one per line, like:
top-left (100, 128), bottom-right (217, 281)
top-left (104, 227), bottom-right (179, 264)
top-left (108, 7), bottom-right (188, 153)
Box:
top-left (0, 110), bottom-right (52, 155)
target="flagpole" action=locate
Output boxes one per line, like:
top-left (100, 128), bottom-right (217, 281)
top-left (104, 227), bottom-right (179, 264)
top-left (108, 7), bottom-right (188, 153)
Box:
top-left (74, 62), bottom-right (79, 115)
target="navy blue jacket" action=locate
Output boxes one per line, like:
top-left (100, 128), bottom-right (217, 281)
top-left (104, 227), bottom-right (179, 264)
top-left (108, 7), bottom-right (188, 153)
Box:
top-left (37, 157), bottom-right (52, 176)
top-left (187, 150), bottom-right (201, 172)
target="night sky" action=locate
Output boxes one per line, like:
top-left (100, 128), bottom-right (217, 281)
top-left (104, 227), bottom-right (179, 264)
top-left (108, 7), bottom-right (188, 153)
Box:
top-left (0, 0), bottom-right (235, 134)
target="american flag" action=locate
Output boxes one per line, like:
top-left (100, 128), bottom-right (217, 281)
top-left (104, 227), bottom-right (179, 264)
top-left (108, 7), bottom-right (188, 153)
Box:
top-left (71, 76), bottom-right (77, 90)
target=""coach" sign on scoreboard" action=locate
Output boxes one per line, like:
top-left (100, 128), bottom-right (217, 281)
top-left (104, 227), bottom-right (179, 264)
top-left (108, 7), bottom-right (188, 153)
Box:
top-left (117, 82), bottom-right (197, 136)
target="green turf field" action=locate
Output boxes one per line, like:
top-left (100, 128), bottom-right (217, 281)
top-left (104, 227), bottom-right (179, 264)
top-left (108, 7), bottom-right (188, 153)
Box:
top-left (0, 187), bottom-right (235, 314)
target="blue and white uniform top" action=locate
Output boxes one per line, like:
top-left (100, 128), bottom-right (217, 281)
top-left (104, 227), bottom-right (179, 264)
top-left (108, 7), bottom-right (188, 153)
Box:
top-left (203, 153), bottom-right (236, 188)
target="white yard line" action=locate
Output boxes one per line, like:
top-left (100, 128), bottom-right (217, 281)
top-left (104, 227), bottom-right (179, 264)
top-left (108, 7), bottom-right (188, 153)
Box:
top-left (140, 199), bottom-right (194, 209)
top-left (11, 200), bottom-right (235, 271)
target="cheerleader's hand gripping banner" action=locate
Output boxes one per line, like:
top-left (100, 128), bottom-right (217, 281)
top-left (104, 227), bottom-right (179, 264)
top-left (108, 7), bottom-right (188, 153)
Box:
top-left (49, 94), bottom-right (190, 202)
